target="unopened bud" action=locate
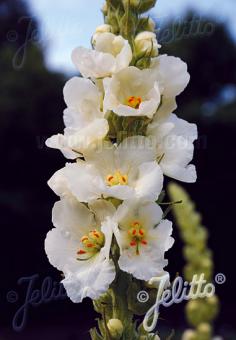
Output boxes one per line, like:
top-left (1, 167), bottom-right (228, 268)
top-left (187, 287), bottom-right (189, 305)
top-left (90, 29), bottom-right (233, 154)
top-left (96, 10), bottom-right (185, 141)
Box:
top-left (107, 319), bottom-right (124, 339)
top-left (138, 0), bottom-right (157, 13)
top-left (122, 0), bottom-right (140, 7)
top-left (92, 24), bottom-right (112, 43)
top-left (135, 31), bottom-right (160, 57)
top-left (147, 18), bottom-right (156, 32)
top-left (122, 0), bottom-right (156, 13)
top-left (102, 2), bottom-right (108, 15)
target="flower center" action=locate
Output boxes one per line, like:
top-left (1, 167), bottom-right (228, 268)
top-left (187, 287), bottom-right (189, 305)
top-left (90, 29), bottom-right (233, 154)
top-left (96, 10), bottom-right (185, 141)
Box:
top-left (126, 96), bottom-right (142, 109)
top-left (106, 170), bottom-right (128, 187)
top-left (77, 229), bottom-right (105, 261)
top-left (128, 220), bottom-right (147, 255)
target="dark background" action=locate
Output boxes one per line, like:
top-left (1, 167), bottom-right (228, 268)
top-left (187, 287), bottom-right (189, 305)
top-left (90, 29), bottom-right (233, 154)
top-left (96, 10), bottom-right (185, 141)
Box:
top-left (0, 0), bottom-right (236, 338)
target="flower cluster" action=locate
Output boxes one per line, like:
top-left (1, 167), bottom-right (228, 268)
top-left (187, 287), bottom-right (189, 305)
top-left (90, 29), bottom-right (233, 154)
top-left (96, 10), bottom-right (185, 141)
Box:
top-left (45, 13), bottom-right (197, 310)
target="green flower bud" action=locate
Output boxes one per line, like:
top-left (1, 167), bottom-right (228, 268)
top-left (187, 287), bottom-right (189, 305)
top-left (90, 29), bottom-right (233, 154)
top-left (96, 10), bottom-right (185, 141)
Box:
top-left (107, 319), bottom-right (124, 339)
top-left (147, 18), bottom-right (156, 31)
top-left (137, 0), bottom-right (157, 13)
top-left (119, 11), bottom-right (137, 38)
top-left (122, 0), bottom-right (140, 7)
top-left (122, 0), bottom-right (157, 13)
top-left (136, 17), bottom-right (155, 33)
top-left (106, 13), bottom-right (120, 34)
top-left (102, 2), bottom-right (108, 16)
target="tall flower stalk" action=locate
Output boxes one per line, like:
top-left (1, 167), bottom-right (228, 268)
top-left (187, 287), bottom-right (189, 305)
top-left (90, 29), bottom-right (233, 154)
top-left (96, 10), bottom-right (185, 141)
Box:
top-left (45, 0), bottom-right (198, 339)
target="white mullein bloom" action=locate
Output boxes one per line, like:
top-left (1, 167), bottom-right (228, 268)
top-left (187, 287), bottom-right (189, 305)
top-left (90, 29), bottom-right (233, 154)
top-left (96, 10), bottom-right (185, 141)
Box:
top-left (46, 77), bottom-right (109, 159)
top-left (49, 136), bottom-right (163, 203)
top-left (45, 198), bottom-right (116, 303)
top-left (114, 200), bottom-right (174, 281)
top-left (103, 66), bottom-right (161, 118)
top-left (72, 32), bottom-right (132, 79)
top-left (147, 114), bottom-right (198, 183)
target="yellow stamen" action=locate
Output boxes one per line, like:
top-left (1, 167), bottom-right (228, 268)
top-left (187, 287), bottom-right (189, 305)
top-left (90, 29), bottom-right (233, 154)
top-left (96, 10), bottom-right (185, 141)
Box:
top-left (128, 221), bottom-right (147, 255)
top-left (77, 229), bottom-right (105, 261)
top-left (106, 170), bottom-right (128, 187)
top-left (126, 96), bottom-right (142, 109)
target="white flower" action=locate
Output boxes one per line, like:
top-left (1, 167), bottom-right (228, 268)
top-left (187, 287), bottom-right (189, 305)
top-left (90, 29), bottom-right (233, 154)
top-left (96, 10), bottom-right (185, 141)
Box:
top-left (46, 77), bottom-right (108, 158)
top-left (103, 66), bottom-right (161, 118)
top-left (147, 114), bottom-right (198, 183)
top-left (45, 198), bottom-right (116, 303)
top-left (134, 31), bottom-right (161, 58)
top-left (60, 136), bottom-right (163, 203)
top-left (150, 54), bottom-right (190, 121)
top-left (114, 200), bottom-right (174, 281)
top-left (72, 33), bottom-right (132, 79)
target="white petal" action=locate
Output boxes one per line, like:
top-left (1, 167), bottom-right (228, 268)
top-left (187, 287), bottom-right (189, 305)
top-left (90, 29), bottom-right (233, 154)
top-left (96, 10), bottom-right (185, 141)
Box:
top-left (95, 33), bottom-right (132, 73)
top-left (104, 185), bottom-right (135, 201)
top-left (118, 248), bottom-right (168, 281)
top-left (63, 77), bottom-right (102, 126)
top-left (135, 162), bottom-right (163, 201)
top-left (151, 55), bottom-right (190, 97)
top-left (84, 141), bottom-right (116, 177)
top-left (62, 255), bottom-right (116, 302)
top-left (159, 135), bottom-right (196, 183)
top-left (148, 219), bottom-right (174, 252)
top-left (89, 199), bottom-right (116, 223)
top-left (48, 167), bottom-right (72, 198)
top-left (52, 198), bottom-right (96, 239)
top-left (116, 200), bottom-right (163, 231)
top-left (65, 162), bottom-right (104, 203)
top-left (118, 136), bottom-right (156, 169)
top-left (168, 114), bottom-right (198, 142)
top-left (46, 134), bottom-right (80, 159)
top-left (72, 47), bottom-right (115, 78)
top-left (118, 219), bottom-right (174, 281)
top-left (149, 96), bottom-right (177, 125)
top-left (66, 118), bottom-right (109, 152)
top-left (163, 163), bottom-right (197, 183)
top-left (45, 228), bottom-right (80, 274)
top-left (138, 202), bottom-right (163, 229)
